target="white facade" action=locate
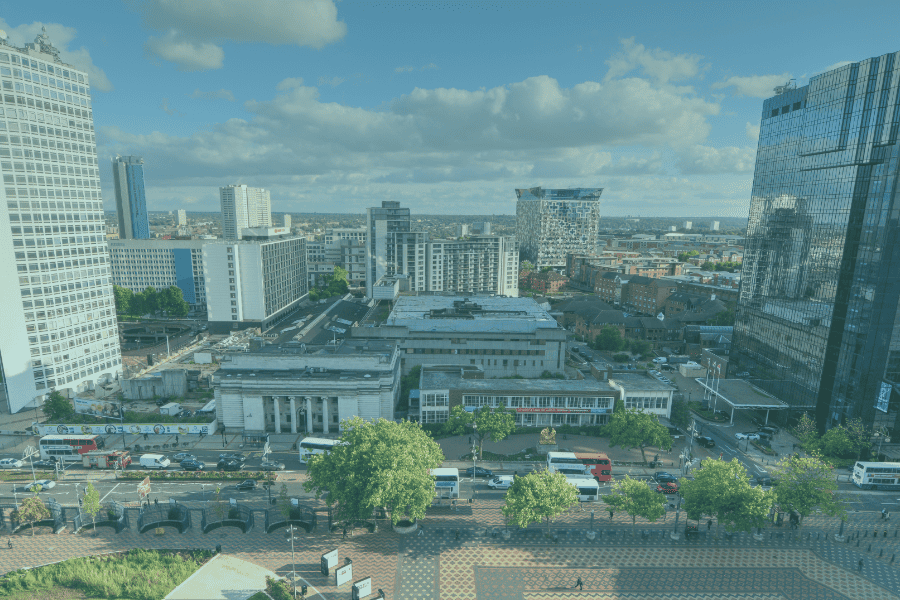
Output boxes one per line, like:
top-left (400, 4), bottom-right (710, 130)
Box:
top-left (0, 31), bottom-right (122, 412)
top-left (710, 220), bottom-right (720, 231)
top-left (219, 184), bottom-right (272, 240)
top-left (108, 239), bottom-right (207, 309)
top-left (608, 373), bottom-right (676, 420)
top-left (177, 209), bottom-right (186, 227)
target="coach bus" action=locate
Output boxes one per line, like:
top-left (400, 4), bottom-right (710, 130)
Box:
top-left (565, 474), bottom-right (600, 502)
top-left (852, 461), bottom-right (900, 491)
top-left (575, 452), bottom-right (612, 482)
top-left (431, 467), bottom-right (460, 499)
top-left (298, 437), bottom-right (347, 463)
top-left (546, 451), bottom-right (587, 475)
top-left (39, 434), bottom-right (104, 463)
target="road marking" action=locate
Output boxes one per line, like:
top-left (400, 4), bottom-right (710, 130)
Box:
top-left (99, 483), bottom-right (120, 503)
top-left (755, 466), bottom-right (766, 473)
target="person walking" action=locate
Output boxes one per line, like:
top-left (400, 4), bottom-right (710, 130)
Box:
top-left (707, 519), bottom-right (713, 531)
top-left (418, 526), bottom-right (424, 537)
top-left (342, 526), bottom-right (347, 540)
top-left (575, 576), bottom-right (583, 590)
top-left (154, 498), bottom-right (159, 507)
top-left (882, 508), bottom-right (887, 520)
top-left (6, 539), bottom-right (11, 550)
top-left (858, 558), bottom-right (864, 572)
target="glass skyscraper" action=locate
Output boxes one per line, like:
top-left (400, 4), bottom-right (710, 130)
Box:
top-left (111, 155), bottom-right (149, 239)
top-left (515, 187), bottom-right (602, 270)
top-left (732, 50), bottom-right (900, 434)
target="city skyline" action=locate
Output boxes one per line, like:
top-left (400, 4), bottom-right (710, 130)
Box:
top-left (2, 1), bottom-right (898, 216)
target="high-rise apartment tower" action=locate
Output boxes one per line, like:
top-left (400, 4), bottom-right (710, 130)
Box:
top-left (111, 155), bottom-right (150, 240)
top-left (219, 184), bottom-right (271, 240)
top-left (365, 201), bottom-right (410, 297)
top-left (515, 187), bottom-right (602, 269)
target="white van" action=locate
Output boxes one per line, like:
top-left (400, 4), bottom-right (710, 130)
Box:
top-left (488, 475), bottom-right (514, 490)
top-left (139, 454), bottom-right (171, 470)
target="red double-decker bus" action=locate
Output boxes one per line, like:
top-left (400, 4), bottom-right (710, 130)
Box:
top-left (39, 434), bottom-right (104, 463)
top-left (575, 452), bottom-right (612, 482)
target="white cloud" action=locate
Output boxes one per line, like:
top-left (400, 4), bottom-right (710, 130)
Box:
top-left (675, 145), bottom-right (756, 175)
top-left (745, 122), bottom-right (760, 142)
top-left (605, 37), bottom-right (706, 83)
top-left (711, 73), bottom-right (791, 98)
top-left (814, 60), bottom-right (853, 76)
top-left (276, 77), bottom-right (304, 91)
top-left (189, 88), bottom-right (236, 101)
top-left (0, 19), bottom-right (113, 91)
top-left (317, 76), bottom-right (346, 87)
top-left (138, 0), bottom-right (346, 71)
top-left (159, 98), bottom-right (184, 116)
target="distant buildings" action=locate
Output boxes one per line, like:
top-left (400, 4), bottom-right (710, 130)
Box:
top-left (307, 228), bottom-right (367, 288)
top-left (177, 209), bottom-right (187, 227)
top-left (516, 187), bottom-right (602, 269)
top-left (521, 269), bottom-right (568, 294)
top-left (710, 220), bottom-right (720, 231)
top-left (112, 155), bottom-right (150, 240)
top-left (109, 239), bottom-right (207, 311)
top-left (366, 201), bottom-right (410, 297)
top-left (683, 221), bottom-right (692, 230)
top-left (219, 185), bottom-right (272, 240)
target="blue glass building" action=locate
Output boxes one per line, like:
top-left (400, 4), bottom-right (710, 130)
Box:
top-left (732, 51), bottom-right (900, 435)
top-left (112, 155), bottom-right (150, 239)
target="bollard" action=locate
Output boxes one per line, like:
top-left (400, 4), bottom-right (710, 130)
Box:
top-left (868, 544), bottom-right (871, 552)
top-left (865, 531), bottom-right (868, 538)
top-left (880, 549), bottom-right (884, 557)
top-left (857, 540), bottom-right (860, 547)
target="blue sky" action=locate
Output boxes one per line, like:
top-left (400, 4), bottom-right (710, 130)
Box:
top-left (3, 0), bottom-right (899, 216)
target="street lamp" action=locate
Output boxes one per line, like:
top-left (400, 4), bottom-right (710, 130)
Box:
top-left (285, 525), bottom-right (302, 599)
top-left (670, 495), bottom-right (682, 540)
top-left (23, 446), bottom-right (37, 484)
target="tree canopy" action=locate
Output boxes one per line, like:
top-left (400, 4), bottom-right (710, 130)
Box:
top-left (502, 470), bottom-right (578, 534)
top-left (679, 458), bottom-right (772, 534)
top-left (16, 496), bottom-right (50, 536)
top-left (304, 417), bottom-right (444, 526)
top-left (773, 454), bottom-right (845, 525)
top-left (82, 482), bottom-right (101, 532)
top-left (443, 404), bottom-right (516, 458)
top-left (42, 390), bottom-right (75, 422)
top-left (113, 285), bottom-right (189, 317)
top-left (309, 272), bottom-right (349, 302)
top-left (605, 408), bottom-right (672, 463)
top-left (594, 326), bottom-right (625, 352)
top-left (603, 475), bottom-right (666, 527)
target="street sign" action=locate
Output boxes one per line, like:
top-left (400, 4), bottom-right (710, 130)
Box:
top-left (137, 476), bottom-right (151, 499)
top-left (336, 562), bottom-right (353, 586)
top-left (351, 577), bottom-right (372, 600)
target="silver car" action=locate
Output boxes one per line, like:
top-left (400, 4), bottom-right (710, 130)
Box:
top-left (259, 461), bottom-right (286, 471)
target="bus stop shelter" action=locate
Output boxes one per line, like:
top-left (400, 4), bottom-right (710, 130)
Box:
top-left (695, 378), bottom-right (788, 426)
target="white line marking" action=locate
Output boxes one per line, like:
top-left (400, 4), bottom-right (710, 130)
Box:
top-left (99, 483), bottom-right (120, 503)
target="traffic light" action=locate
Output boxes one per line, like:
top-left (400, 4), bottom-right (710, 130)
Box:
top-left (301, 585), bottom-right (307, 595)
top-left (78, 497), bottom-right (83, 507)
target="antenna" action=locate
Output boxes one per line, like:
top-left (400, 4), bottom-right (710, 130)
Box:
top-left (773, 79), bottom-right (797, 95)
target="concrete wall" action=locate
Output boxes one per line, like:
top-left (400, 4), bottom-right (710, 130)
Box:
top-left (121, 369), bottom-right (188, 400)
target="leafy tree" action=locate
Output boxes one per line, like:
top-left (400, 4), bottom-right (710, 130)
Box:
top-left (793, 412), bottom-right (818, 448)
top-left (603, 475), bottom-right (666, 527)
top-left (710, 308), bottom-right (735, 326)
top-left (17, 496), bottom-right (50, 536)
top-left (502, 470), bottom-right (578, 535)
top-left (305, 417), bottom-right (443, 526)
top-left (628, 339), bottom-right (652, 356)
top-left (670, 398), bottom-right (690, 430)
top-left (520, 260), bottom-right (535, 273)
top-left (42, 390), bottom-right (75, 422)
top-left (701, 261), bottom-right (715, 271)
top-left (595, 326), bottom-right (625, 352)
top-left (679, 458), bottom-right (772, 535)
top-left (82, 482), bottom-right (101, 533)
top-left (332, 266), bottom-right (349, 285)
top-left (113, 285), bottom-right (133, 314)
top-left (612, 353), bottom-right (631, 362)
top-left (605, 408), bottom-right (672, 464)
top-left (842, 418), bottom-right (871, 459)
top-left (677, 250), bottom-right (699, 262)
top-left (773, 454), bottom-right (845, 527)
top-left (820, 427), bottom-right (853, 458)
top-left (158, 286), bottom-right (189, 317)
top-left (443, 404), bottom-right (516, 459)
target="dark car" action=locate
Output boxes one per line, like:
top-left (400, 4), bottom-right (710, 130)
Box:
top-left (757, 426), bottom-right (779, 436)
top-left (259, 461), bottom-right (286, 471)
top-left (219, 453), bottom-right (245, 463)
top-left (236, 479), bottom-right (257, 491)
top-left (217, 459), bottom-right (242, 472)
top-left (654, 472), bottom-right (678, 484)
top-left (696, 436), bottom-right (716, 448)
top-left (463, 466), bottom-right (494, 478)
top-left (155, 398), bottom-right (167, 406)
top-left (181, 459), bottom-right (205, 471)
top-left (667, 427), bottom-right (683, 439)
top-left (176, 409), bottom-right (193, 419)
top-left (32, 459), bottom-right (59, 470)
top-left (657, 482), bottom-right (678, 494)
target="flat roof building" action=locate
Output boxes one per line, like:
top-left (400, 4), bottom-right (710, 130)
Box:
top-left (109, 239), bottom-right (207, 310)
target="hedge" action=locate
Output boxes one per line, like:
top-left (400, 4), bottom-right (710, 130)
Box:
top-left (116, 470), bottom-right (276, 482)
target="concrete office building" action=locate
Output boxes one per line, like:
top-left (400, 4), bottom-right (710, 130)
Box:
top-left (732, 51), bottom-right (900, 432)
top-left (366, 201), bottom-right (410, 297)
top-left (352, 296), bottom-right (566, 377)
top-left (109, 239), bottom-right (207, 311)
top-left (710, 220), bottom-right (720, 231)
top-left (516, 187), bottom-right (602, 269)
top-left (176, 209), bottom-right (186, 227)
top-left (213, 338), bottom-right (400, 433)
top-left (0, 29), bottom-right (122, 412)
top-left (219, 184), bottom-right (272, 240)
top-left (204, 227), bottom-right (307, 333)
top-left (111, 155), bottom-right (149, 240)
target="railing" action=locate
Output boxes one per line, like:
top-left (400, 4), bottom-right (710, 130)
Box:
top-left (201, 503), bottom-right (254, 533)
top-left (137, 503), bottom-right (191, 533)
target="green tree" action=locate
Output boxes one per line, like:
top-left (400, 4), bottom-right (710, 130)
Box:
top-left (502, 470), bottom-right (578, 535)
top-left (520, 260), bottom-right (535, 273)
top-left (113, 285), bottom-right (133, 314)
top-left (17, 495), bottom-right (50, 536)
top-left (677, 250), bottom-right (700, 262)
top-left (158, 286), bottom-right (189, 318)
top-left (605, 408), bottom-right (672, 464)
top-left (679, 458), bottom-right (773, 535)
top-left (700, 261), bottom-right (715, 271)
top-left (603, 475), bottom-right (666, 527)
top-left (710, 308), bottom-right (735, 326)
top-left (793, 412), bottom-right (819, 448)
top-left (773, 454), bottom-right (846, 527)
top-left (820, 427), bottom-right (853, 458)
top-left (595, 326), bottom-right (625, 351)
top-left (628, 339), bottom-right (651, 356)
top-left (669, 398), bottom-right (690, 429)
top-left (304, 417), bottom-right (443, 526)
top-left (42, 390), bottom-right (75, 422)
top-left (443, 404), bottom-right (516, 459)
top-left (332, 266), bottom-right (349, 285)
top-left (82, 482), bottom-right (101, 533)
top-left (842, 418), bottom-right (871, 460)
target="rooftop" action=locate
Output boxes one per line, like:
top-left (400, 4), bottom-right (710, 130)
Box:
top-left (695, 378), bottom-right (787, 410)
top-left (387, 296), bottom-right (559, 333)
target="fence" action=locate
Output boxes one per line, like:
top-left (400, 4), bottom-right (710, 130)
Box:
top-left (201, 502), bottom-right (254, 533)
top-left (137, 503), bottom-right (191, 534)
top-left (264, 505), bottom-right (317, 534)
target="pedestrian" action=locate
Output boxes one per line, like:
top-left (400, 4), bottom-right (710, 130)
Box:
top-left (707, 519), bottom-right (712, 531)
top-left (154, 498), bottom-right (158, 507)
top-left (455, 528), bottom-right (460, 541)
top-left (858, 558), bottom-right (864, 572)
top-left (575, 576), bottom-right (583, 590)
top-left (342, 527), bottom-right (347, 540)
top-left (418, 526), bottom-right (424, 537)
top-left (883, 508), bottom-right (887, 520)
top-left (609, 510), bottom-right (614, 522)
top-left (6, 539), bottom-right (11, 550)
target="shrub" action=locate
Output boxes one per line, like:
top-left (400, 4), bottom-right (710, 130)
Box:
top-left (265, 576), bottom-right (293, 600)
top-left (228, 508), bottom-right (240, 520)
top-left (167, 508), bottom-right (180, 521)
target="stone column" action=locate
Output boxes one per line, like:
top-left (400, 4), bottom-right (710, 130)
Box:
top-left (306, 397), bottom-right (313, 433)
top-left (289, 397), bottom-right (297, 434)
top-left (322, 397), bottom-right (329, 434)
top-left (274, 397), bottom-right (282, 433)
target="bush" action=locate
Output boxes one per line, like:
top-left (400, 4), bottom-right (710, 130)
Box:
top-left (167, 508), bottom-right (181, 521)
top-left (228, 508), bottom-right (240, 520)
top-left (612, 353), bottom-right (630, 362)
top-left (265, 576), bottom-right (293, 600)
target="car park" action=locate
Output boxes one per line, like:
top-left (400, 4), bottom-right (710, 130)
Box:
top-left (235, 480), bottom-right (257, 491)
top-left (657, 482), bottom-right (678, 494)
top-left (0, 459), bottom-right (23, 469)
top-left (488, 476), bottom-right (514, 490)
top-left (654, 472), bottom-right (678, 484)
top-left (181, 459), bottom-right (205, 471)
top-left (463, 466), bottom-right (494, 478)
top-left (259, 461), bottom-right (286, 471)
top-left (755, 432), bottom-right (773, 442)
top-left (696, 436), bottom-right (716, 448)
top-left (173, 453), bottom-right (196, 462)
top-left (217, 459), bottom-right (242, 471)
top-left (735, 432), bottom-right (760, 441)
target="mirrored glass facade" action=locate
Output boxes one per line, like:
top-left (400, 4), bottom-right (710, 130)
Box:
top-left (515, 187), bottom-right (602, 269)
top-left (732, 51), bottom-right (900, 434)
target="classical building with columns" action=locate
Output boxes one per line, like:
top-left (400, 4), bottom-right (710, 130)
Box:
top-left (213, 338), bottom-right (400, 434)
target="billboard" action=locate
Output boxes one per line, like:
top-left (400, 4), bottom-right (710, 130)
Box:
top-left (35, 422), bottom-right (214, 436)
top-left (74, 397), bottom-right (122, 419)
top-left (876, 381), bottom-right (892, 413)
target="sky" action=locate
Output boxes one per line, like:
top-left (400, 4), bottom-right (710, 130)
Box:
top-left (3, 0), bottom-right (899, 216)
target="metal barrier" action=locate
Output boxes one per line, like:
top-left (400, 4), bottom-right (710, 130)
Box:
top-left (264, 506), bottom-right (317, 534)
top-left (137, 503), bottom-right (191, 534)
top-left (47, 499), bottom-right (66, 533)
top-left (201, 503), bottom-right (254, 534)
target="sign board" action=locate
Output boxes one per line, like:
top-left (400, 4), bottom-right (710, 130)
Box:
top-left (74, 397), bottom-right (121, 419)
top-left (352, 577), bottom-right (372, 599)
top-left (321, 549), bottom-right (338, 574)
top-left (876, 381), bottom-right (892, 413)
top-left (336, 563), bottom-right (353, 586)
top-left (35, 423), bottom-right (213, 436)
top-left (137, 476), bottom-right (151, 499)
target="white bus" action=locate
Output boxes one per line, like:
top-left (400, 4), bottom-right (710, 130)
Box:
top-left (298, 437), bottom-right (346, 463)
top-left (547, 451), bottom-right (587, 475)
top-left (852, 461), bottom-right (900, 491)
top-left (432, 467), bottom-right (460, 499)
top-left (565, 474), bottom-right (600, 502)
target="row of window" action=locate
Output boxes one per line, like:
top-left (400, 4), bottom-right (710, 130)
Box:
top-left (623, 396), bottom-right (670, 410)
top-left (462, 395), bottom-right (614, 409)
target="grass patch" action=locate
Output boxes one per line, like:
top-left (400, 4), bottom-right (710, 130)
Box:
top-left (0, 548), bottom-right (214, 600)
top-left (0, 471), bottom-right (55, 482)
top-left (687, 401), bottom-right (728, 422)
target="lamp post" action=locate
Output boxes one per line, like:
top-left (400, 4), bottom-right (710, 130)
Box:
top-left (23, 446), bottom-right (37, 484)
top-left (12, 486), bottom-right (18, 510)
top-left (670, 495), bottom-right (682, 540)
top-left (286, 525), bottom-right (301, 599)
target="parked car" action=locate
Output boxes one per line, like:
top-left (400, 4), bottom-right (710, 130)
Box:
top-left (219, 453), bottom-right (245, 463)
top-left (259, 461), bottom-right (286, 471)
top-left (696, 436), bottom-right (716, 448)
top-left (667, 427), bottom-right (683, 439)
top-left (31, 459), bottom-right (59, 470)
top-left (181, 459), bottom-right (205, 471)
top-left (236, 479), bottom-right (257, 491)
top-left (654, 472), bottom-right (678, 484)
top-left (155, 398), bottom-right (167, 407)
top-left (25, 479), bottom-right (56, 492)
top-left (488, 476), bottom-right (514, 490)
top-left (657, 482), bottom-right (678, 494)
top-left (173, 453), bottom-right (196, 462)
top-left (736, 372), bottom-right (750, 378)
top-left (217, 459), bottom-right (242, 471)
top-left (757, 426), bottom-right (780, 435)
top-left (463, 466), bottom-right (494, 478)
top-left (0, 459), bottom-right (23, 469)
top-left (735, 432), bottom-right (761, 441)
top-left (755, 432), bottom-right (773, 442)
